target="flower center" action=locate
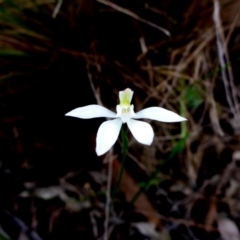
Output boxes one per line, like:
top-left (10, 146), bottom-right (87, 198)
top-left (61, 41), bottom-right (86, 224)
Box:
top-left (121, 106), bottom-right (130, 113)
top-left (116, 104), bottom-right (135, 123)
top-left (116, 88), bottom-right (135, 123)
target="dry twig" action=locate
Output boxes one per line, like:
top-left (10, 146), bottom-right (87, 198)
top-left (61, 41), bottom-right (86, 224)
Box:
top-left (96, 0), bottom-right (171, 36)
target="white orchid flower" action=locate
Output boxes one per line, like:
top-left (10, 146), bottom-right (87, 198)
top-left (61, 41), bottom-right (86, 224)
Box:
top-left (65, 88), bottom-right (187, 156)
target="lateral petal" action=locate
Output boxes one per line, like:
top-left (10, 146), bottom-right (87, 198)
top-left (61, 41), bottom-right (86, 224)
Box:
top-left (96, 118), bottom-right (122, 156)
top-left (127, 119), bottom-right (154, 145)
top-left (65, 105), bottom-right (116, 119)
top-left (134, 107), bottom-right (187, 122)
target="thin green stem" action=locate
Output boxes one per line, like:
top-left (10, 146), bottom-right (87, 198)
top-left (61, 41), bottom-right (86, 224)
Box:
top-left (113, 124), bottom-right (128, 195)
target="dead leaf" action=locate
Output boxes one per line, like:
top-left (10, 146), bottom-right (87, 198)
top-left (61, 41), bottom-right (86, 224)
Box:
top-left (218, 216), bottom-right (240, 240)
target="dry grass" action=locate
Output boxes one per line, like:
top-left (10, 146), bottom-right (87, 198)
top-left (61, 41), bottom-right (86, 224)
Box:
top-left (0, 0), bottom-right (240, 239)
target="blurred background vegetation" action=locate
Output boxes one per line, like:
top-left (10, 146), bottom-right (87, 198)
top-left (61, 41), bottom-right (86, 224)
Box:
top-left (1, 0), bottom-right (240, 239)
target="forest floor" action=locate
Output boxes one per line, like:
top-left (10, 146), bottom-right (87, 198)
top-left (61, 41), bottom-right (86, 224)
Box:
top-left (0, 0), bottom-right (240, 239)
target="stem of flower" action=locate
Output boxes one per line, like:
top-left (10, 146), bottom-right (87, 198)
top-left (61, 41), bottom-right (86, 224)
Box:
top-left (113, 123), bottom-right (128, 195)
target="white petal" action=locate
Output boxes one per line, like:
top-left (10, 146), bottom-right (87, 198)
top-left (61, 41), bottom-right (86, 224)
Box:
top-left (119, 88), bottom-right (133, 104)
top-left (134, 107), bottom-right (187, 122)
top-left (127, 119), bottom-right (154, 145)
top-left (96, 118), bottom-right (122, 156)
top-left (65, 105), bottom-right (116, 119)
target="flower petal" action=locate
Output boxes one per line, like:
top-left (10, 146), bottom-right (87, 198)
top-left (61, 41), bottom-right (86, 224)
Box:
top-left (127, 119), bottom-right (154, 145)
top-left (96, 118), bottom-right (122, 156)
top-left (65, 105), bottom-right (116, 119)
top-left (119, 88), bottom-right (133, 105)
top-left (134, 107), bottom-right (187, 122)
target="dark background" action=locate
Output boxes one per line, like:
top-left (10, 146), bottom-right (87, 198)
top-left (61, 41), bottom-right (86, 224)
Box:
top-left (0, 0), bottom-right (240, 239)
